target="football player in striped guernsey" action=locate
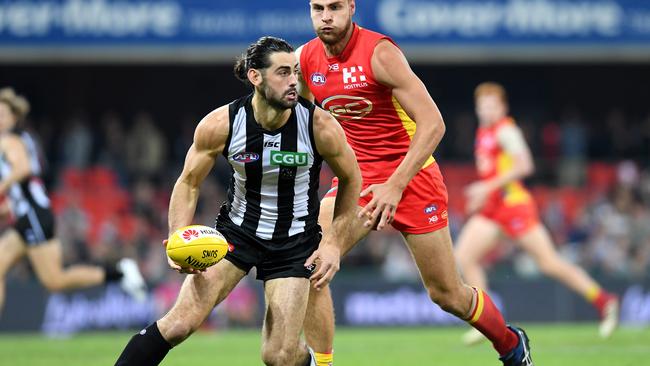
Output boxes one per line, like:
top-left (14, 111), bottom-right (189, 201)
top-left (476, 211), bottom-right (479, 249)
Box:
top-left (115, 36), bottom-right (361, 366)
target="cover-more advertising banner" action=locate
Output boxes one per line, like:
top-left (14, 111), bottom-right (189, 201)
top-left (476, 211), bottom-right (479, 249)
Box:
top-left (0, 0), bottom-right (649, 61)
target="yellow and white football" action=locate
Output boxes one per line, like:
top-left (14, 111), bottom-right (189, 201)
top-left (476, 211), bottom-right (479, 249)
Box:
top-left (166, 225), bottom-right (230, 270)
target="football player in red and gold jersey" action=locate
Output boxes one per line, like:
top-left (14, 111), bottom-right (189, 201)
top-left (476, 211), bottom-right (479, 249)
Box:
top-left (455, 82), bottom-right (619, 345)
top-left (299, 2), bottom-right (533, 365)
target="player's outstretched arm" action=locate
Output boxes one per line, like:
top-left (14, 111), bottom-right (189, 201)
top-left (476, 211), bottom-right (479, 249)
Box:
top-left (305, 108), bottom-right (362, 289)
top-left (296, 45), bottom-right (315, 102)
top-left (0, 135), bottom-right (31, 194)
top-left (167, 106), bottom-right (229, 273)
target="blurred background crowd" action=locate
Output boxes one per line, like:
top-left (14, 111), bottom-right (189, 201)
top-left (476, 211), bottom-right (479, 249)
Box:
top-left (3, 64), bottom-right (648, 298)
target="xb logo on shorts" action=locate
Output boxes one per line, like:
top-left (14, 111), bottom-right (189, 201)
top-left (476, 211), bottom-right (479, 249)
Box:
top-left (270, 151), bottom-right (308, 167)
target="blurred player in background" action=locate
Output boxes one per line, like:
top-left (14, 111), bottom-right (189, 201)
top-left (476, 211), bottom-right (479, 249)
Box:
top-left (114, 36), bottom-right (362, 366)
top-left (0, 87), bottom-right (146, 316)
top-left (455, 82), bottom-right (619, 344)
top-left (298, 1), bottom-right (533, 365)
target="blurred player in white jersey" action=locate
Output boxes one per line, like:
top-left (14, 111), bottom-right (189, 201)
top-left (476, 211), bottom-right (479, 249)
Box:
top-left (0, 87), bottom-right (146, 316)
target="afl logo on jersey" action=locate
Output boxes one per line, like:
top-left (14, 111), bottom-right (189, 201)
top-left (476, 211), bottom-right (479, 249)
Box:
top-left (311, 72), bottom-right (327, 86)
top-left (424, 204), bottom-right (438, 214)
top-left (321, 95), bottom-right (373, 121)
top-left (233, 152), bottom-right (260, 163)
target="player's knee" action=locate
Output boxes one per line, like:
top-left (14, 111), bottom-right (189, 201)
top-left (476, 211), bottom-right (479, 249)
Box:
top-left (261, 345), bottom-right (294, 366)
top-left (427, 286), bottom-right (467, 316)
top-left (40, 276), bottom-right (66, 292)
top-left (160, 317), bottom-right (197, 346)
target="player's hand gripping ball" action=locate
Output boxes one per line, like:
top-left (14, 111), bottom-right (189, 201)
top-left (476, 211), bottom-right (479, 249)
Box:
top-left (166, 225), bottom-right (229, 270)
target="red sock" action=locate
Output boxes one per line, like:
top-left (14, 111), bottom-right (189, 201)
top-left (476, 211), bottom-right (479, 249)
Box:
top-left (591, 290), bottom-right (616, 317)
top-left (466, 287), bottom-right (519, 356)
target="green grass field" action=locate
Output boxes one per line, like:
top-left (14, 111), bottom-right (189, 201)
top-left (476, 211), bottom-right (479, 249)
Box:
top-left (0, 324), bottom-right (648, 365)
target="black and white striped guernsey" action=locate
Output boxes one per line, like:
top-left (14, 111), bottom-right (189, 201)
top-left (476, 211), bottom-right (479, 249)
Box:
top-left (0, 129), bottom-right (50, 218)
top-left (219, 94), bottom-right (323, 241)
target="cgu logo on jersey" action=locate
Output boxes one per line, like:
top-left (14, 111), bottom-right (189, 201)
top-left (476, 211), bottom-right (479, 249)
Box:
top-left (233, 152), bottom-right (260, 163)
top-left (321, 95), bottom-right (373, 121)
top-left (342, 66), bottom-right (368, 90)
top-left (311, 72), bottom-right (327, 86)
top-left (270, 151), bottom-right (309, 167)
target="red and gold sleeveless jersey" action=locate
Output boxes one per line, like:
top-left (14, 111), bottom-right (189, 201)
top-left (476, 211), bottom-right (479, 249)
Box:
top-left (300, 24), bottom-right (435, 183)
top-left (475, 117), bottom-right (532, 207)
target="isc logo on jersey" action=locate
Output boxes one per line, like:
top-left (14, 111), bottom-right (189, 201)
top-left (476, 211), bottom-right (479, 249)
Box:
top-left (270, 151), bottom-right (308, 166)
top-left (321, 95), bottom-right (373, 121)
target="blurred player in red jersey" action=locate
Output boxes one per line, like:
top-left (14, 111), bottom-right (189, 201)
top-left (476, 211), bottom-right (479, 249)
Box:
top-left (455, 82), bottom-right (619, 345)
top-left (298, 2), bottom-right (533, 365)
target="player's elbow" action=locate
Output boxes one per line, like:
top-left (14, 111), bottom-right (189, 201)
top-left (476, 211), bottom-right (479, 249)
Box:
top-left (15, 167), bottom-right (31, 183)
top-left (520, 159), bottom-right (535, 177)
top-left (349, 163), bottom-right (362, 185)
top-left (435, 119), bottom-right (446, 140)
top-left (520, 157), bottom-right (535, 177)
top-left (422, 118), bottom-right (445, 150)
top-left (338, 167), bottom-right (362, 193)
top-left (176, 172), bottom-right (200, 191)
top-left (523, 164), bottom-right (534, 177)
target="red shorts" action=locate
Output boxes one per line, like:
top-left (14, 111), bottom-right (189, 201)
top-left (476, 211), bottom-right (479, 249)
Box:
top-left (479, 199), bottom-right (540, 238)
top-left (324, 164), bottom-right (448, 234)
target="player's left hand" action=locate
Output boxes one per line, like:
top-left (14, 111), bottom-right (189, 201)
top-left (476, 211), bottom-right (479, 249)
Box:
top-left (465, 181), bottom-right (490, 214)
top-left (304, 244), bottom-right (341, 291)
top-left (163, 239), bottom-right (205, 275)
top-left (358, 182), bottom-right (404, 230)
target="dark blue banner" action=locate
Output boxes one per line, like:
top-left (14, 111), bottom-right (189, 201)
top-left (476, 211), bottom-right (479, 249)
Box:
top-left (1, 0), bottom-right (649, 61)
top-left (2, 278), bottom-right (649, 333)
top-left (1, 0), bottom-right (650, 46)
top-left (372, 0), bottom-right (650, 45)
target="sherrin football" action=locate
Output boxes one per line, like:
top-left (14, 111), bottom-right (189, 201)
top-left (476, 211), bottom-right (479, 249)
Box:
top-left (166, 225), bottom-right (230, 270)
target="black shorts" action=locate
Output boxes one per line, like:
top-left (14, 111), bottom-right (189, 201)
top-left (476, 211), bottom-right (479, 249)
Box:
top-left (216, 217), bottom-right (321, 281)
top-left (14, 206), bottom-right (55, 246)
